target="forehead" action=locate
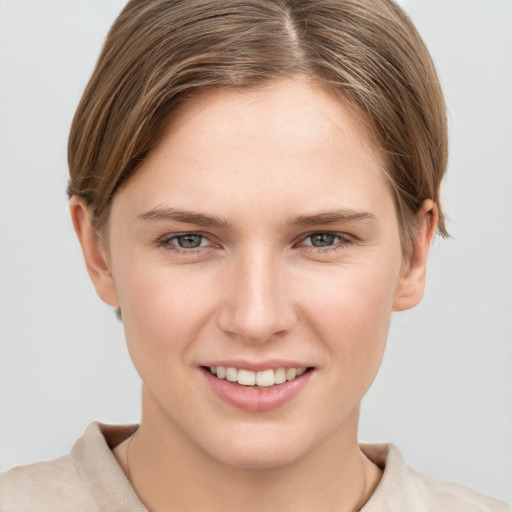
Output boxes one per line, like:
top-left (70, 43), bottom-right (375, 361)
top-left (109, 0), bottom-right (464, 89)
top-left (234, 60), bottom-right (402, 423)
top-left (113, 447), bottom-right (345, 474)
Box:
top-left (113, 79), bottom-right (393, 226)
top-left (166, 79), bottom-right (381, 162)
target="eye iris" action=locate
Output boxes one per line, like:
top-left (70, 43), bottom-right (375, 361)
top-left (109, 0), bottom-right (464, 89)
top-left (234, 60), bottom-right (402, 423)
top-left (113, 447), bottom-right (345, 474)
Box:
top-left (310, 233), bottom-right (336, 247)
top-left (176, 234), bottom-right (202, 248)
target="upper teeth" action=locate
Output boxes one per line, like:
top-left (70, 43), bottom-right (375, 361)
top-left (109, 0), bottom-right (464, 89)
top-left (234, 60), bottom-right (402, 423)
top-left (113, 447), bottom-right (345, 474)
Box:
top-left (210, 366), bottom-right (306, 387)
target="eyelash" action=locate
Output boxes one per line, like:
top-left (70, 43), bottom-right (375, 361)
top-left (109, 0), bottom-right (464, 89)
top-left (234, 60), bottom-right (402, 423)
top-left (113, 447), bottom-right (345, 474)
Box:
top-left (156, 233), bottom-right (212, 254)
top-left (156, 231), bottom-right (354, 255)
top-left (299, 232), bottom-right (353, 252)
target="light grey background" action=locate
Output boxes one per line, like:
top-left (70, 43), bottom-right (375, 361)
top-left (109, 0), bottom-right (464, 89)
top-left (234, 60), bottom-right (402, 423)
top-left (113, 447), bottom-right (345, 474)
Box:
top-left (1, 0), bottom-right (511, 504)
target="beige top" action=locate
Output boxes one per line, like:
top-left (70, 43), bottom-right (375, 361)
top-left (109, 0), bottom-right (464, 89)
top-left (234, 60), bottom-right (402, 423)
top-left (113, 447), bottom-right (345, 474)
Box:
top-left (0, 422), bottom-right (510, 512)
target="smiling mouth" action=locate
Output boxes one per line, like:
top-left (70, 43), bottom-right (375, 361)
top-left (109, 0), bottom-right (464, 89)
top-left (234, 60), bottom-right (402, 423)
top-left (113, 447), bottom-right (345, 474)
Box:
top-left (204, 366), bottom-right (311, 388)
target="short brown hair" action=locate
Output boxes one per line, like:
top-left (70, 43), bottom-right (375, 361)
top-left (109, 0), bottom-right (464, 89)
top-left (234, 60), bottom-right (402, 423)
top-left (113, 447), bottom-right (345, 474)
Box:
top-left (68, 0), bottom-right (448, 257)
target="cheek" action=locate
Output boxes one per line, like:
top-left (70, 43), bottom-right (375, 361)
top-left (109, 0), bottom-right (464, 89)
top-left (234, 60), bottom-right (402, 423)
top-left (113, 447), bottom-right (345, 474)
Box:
top-left (115, 260), bottom-right (214, 372)
top-left (301, 258), bottom-right (400, 386)
top-left (302, 255), bottom-right (400, 331)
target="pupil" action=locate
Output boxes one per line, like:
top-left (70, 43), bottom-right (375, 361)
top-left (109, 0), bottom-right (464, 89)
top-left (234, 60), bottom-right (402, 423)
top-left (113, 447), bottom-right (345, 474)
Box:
top-left (178, 235), bottom-right (201, 248)
top-left (311, 233), bottom-right (335, 247)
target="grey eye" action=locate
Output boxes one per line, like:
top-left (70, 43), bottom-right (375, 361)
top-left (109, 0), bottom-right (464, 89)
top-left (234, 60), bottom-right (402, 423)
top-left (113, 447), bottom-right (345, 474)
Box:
top-left (174, 234), bottom-right (204, 248)
top-left (307, 233), bottom-right (337, 247)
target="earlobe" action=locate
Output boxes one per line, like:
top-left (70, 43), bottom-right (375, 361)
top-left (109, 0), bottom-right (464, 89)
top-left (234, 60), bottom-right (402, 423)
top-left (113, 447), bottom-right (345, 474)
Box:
top-left (69, 197), bottom-right (120, 307)
top-left (393, 200), bottom-right (438, 312)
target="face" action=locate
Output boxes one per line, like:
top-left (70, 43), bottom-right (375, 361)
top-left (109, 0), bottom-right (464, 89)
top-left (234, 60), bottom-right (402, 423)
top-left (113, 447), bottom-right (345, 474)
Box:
top-left (80, 79), bottom-right (429, 469)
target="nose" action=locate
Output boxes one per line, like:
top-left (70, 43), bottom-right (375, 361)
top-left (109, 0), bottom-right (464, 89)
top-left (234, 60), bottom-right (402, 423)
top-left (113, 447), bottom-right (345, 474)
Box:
top-left (216, 247), bottom-right (298, 344)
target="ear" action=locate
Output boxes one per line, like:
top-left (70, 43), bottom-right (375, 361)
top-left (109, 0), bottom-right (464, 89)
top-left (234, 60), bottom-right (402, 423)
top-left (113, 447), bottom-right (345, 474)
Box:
top-left (69, 196), bottom-right (120, 307)
top-left (393, 200), bottom-right (438, 312)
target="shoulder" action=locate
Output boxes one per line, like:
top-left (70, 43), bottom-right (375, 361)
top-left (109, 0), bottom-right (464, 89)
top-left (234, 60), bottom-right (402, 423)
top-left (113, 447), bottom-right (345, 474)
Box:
top-left (415, 472), bottom-right (511, 512)
top-left (0, 422), bottom-right (142, 512)
top-left (0, 454), bottom-right (99, 512)
top-left (361, 444), bottom-right (511, 512)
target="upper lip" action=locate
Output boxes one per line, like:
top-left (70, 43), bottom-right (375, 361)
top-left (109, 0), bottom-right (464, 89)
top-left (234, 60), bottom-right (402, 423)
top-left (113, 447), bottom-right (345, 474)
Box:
top-left (201, 360), bottom-right (313, 372)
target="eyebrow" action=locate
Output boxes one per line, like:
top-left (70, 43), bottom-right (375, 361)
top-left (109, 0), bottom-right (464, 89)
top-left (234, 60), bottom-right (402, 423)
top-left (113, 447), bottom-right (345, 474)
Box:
top-left (137, 208), bottom-right (229, 228)
top-left (289, 209), bottom-right (377, 226)
top-left (138, 207), bottom-right (377, 228)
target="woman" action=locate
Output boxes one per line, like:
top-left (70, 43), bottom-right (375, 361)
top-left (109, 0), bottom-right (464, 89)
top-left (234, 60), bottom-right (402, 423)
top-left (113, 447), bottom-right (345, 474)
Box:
top-left (1, 1), bottom-right (510, 510)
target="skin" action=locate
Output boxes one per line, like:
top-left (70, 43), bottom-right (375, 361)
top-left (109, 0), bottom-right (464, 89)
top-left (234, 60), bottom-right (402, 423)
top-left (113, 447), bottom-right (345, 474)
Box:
top-left (71, 79), bottom-right (436, 512)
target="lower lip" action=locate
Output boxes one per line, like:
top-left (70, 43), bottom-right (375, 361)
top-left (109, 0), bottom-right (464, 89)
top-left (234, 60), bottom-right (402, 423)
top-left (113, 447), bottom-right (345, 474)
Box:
top-left (202, 368), bottom-right (313, 413)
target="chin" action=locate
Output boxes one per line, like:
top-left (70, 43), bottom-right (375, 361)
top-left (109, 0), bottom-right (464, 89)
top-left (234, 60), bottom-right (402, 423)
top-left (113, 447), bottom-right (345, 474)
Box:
top-left (201, 426), bottom-right (318, 470)
top-left (212, 445), bottom-right (301, 470)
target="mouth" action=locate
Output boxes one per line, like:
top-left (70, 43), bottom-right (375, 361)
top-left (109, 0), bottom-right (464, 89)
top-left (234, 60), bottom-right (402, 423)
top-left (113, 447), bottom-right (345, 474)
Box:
top-left (201, 361), bottom-right (315, 412)
top-left (204, 365), bottom-right (311, 388)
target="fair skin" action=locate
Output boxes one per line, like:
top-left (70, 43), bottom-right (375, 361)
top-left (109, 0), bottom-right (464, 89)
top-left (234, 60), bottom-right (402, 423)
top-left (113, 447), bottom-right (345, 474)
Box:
top-left (71, 79), bottom-right (436, 512)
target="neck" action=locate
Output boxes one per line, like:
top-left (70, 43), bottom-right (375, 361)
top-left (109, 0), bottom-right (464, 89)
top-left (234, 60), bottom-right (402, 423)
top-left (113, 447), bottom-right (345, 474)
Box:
top-left (115, 394), bottom-right (381, 512)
